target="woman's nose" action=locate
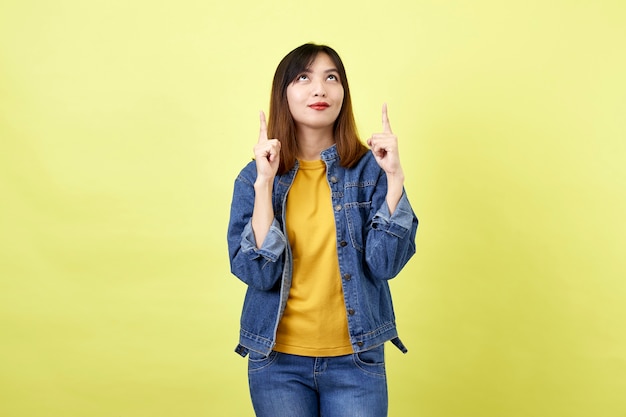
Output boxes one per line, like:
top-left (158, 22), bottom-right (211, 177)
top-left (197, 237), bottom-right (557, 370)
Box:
top-left (312, 81), bottom-right (326, 97)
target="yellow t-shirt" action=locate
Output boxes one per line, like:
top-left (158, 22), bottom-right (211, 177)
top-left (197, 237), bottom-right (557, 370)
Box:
top-left (274, 159), bottom-right (353, 357)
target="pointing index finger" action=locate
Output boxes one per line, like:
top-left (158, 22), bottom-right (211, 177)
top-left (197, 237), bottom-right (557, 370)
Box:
top-left (382, 103), bottom-right (393, 133)
top-left (259, 111), bottom-right (268, 142)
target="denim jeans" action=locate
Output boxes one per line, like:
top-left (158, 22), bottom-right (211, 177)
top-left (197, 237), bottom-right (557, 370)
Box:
top-left (248, 344), bottom-right (388, 417)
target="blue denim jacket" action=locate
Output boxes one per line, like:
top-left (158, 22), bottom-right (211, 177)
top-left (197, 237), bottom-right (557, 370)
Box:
top-left (227, 145), bottom-right (418, 357)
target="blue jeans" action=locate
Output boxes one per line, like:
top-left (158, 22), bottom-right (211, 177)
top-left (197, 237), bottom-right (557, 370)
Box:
top-left (248, 344), bottom-right (388, 417)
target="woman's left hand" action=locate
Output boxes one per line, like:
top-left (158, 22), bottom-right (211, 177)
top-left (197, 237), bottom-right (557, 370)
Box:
top-left (367, 103), bottom-right (404, 177)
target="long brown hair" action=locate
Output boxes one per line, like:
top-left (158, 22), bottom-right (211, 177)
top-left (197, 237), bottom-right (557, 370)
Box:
top-left (267, 43), bottom-right (367, 175)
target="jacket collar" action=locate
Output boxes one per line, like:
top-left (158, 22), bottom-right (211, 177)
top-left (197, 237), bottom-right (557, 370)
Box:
top-left (320, 144), bottom-right (339, 162)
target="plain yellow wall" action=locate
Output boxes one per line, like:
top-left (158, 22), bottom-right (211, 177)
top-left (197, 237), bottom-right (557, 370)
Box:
top-left (1, 1), bottom-right (625, 416)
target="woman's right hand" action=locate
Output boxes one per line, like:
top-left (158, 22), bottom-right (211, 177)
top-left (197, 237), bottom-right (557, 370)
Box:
top-left (253, 111), bottom-right (281, 182)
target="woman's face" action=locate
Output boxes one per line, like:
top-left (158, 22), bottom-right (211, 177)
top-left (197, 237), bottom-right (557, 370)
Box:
top-left (286, 52), bottom-right (344, 133)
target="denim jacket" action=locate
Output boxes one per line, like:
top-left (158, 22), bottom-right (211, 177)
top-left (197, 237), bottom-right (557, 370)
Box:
top-left (227, 144), bottom-right (418, 357)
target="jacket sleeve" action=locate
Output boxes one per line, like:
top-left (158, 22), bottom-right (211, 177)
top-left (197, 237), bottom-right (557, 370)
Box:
top-left (364, 171), bottom-right (418, 280)
top-left (227, 166), bottom-right (286, 291)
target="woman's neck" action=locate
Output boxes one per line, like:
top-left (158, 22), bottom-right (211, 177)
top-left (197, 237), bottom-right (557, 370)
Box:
top-left (295, 126), bottom-right (335, 161)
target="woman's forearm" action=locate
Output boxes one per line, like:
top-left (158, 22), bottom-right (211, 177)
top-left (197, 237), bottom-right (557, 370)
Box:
top-left (385, 170), bottom-right (405, 214)
top-left (251, 178), bottom-right (274, 248)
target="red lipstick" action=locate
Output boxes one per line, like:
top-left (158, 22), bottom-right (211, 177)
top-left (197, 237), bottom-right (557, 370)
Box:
top-left (309, 102), bottom-right (330, 110)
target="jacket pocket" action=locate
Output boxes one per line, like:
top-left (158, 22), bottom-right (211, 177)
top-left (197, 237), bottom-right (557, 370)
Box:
top-left (345, 201), bottom-right (371, 252)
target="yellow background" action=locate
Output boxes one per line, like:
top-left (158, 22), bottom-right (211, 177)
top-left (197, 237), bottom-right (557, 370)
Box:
top-left (1, 1), bottom-right (625, 416)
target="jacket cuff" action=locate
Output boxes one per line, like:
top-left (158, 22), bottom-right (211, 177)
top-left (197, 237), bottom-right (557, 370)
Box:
top-left (241, 219), bottom-right (287, 262)
top-left (371, 192), bottom-right (414, 239)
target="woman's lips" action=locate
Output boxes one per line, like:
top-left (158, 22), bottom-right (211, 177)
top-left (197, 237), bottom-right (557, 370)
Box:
top-left (309, 102), bottom-right (330, 110)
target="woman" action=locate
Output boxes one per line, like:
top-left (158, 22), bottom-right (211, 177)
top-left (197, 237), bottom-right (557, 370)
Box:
top-left (227, 43), bottom-right (418, 417)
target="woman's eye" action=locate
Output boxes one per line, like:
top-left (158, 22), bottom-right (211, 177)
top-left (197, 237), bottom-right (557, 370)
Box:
top-left (297, 74), bottom-right (309, 81)
top-left (327, 74), bottom-right (338, 81)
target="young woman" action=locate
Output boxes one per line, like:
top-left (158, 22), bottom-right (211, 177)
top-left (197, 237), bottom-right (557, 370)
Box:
top-left (227, 43), bottom-right (418, 417)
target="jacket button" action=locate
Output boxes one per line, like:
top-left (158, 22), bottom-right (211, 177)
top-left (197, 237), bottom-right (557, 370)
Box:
top-left (348, 308), bottom-right (355, 315)
top-left (357, 341), bottom-right (364, 347)
top-left (334, 204), bottom-right (342, 212)
top-left (340, 241), bottom-right (347, 247)
top-left (330, 176), bottom-right (338, 183)
top-left (343, 273), bottom-right (351, 281)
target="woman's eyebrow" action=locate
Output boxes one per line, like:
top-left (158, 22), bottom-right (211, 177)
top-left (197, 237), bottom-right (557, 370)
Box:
top-left (301, 67), bottom-right (339, 73)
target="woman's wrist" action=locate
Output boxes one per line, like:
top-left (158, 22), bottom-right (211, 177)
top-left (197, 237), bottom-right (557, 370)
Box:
top-left (254, 176), bottom-right (274, 190)
top-left (386, 168), bottom-right (405, 189)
